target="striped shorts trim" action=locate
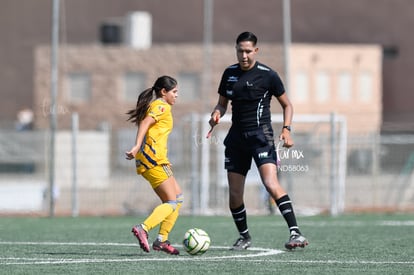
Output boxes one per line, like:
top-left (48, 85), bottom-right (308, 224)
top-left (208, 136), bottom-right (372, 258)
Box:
top-left (142, 164), bottom-right (173, 189)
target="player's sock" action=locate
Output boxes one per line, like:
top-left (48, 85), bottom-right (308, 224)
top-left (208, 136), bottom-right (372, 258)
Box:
top-left (276, 195), bottom-right (301, 235)
top-left (230, 203), bottom-right (250, 239)
top-left (142, 202), bottom-right (175, 232)
top-left (158, 194), bottom-right (184, 242)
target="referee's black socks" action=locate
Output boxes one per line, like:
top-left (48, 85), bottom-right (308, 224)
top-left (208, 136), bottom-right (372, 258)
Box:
top-left (276, 195), bottom-right (301, 235)
top-left (230, 204), bottom-right (251, 239)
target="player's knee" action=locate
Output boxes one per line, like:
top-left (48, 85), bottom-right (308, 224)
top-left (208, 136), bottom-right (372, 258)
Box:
top-left (176, 193), bottom-right (184, 205)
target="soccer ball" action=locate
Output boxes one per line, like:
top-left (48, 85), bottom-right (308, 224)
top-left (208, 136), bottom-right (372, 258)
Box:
top-left (183, 228), bottom-right (211, 255)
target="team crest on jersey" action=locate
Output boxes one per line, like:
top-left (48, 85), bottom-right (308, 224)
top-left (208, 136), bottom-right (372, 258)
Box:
top-left (228, 76), bottom-right (238, 82)
top-left (158, 106), bottom-right (165, 113)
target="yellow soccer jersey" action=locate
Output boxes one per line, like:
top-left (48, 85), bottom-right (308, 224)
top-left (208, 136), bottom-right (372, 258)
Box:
top-left (135, 99), bottom-right (172, 174)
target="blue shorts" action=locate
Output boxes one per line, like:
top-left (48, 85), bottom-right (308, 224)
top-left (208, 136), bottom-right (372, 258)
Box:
top-left (223, 125), bottom-right (277, 176)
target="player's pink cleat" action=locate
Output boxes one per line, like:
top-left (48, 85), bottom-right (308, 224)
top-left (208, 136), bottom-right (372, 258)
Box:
top-left (152, 240), bottom-right (179, 255)
top-left (132, 224), bottom-right (150, 253)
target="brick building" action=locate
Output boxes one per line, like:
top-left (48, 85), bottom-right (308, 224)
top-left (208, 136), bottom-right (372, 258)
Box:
top-left (0, 0), bottom-right (412, 133)
top-left (33, 42), bottom-right (382, 134)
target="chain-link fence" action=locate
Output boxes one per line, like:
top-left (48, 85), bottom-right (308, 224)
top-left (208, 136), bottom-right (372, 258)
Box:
top-left (1, 114), bottom-right (413, 216)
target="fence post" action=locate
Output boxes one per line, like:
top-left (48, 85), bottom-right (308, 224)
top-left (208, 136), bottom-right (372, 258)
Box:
top-left (190, 113), bottom-right (200, 214)
top-left (71, 113), bottom-right (79, 217)
top-left (337, 117), bottom-right (347, 213)
top-left (200, 114), bottom-right (210, 214)
top-left (330, 112), bottom-right (338, 216)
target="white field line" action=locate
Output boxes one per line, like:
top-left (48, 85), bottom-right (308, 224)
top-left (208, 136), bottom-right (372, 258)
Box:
top-left (0, 241), bottom-right (137, 247)
top-left (0, 241), bottom-right (413, 266)
top-left (2, 258), bottom-right (413, 266)
top-left (1, 257), bottom-right (413, 266)
top-left (0, 242), bottom-right (283, 265)
top-left (299, 220), bottom-right (414, 227)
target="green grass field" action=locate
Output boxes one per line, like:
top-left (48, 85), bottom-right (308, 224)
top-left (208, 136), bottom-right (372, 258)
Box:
top-left (0, 214), bottom-right (413, 274)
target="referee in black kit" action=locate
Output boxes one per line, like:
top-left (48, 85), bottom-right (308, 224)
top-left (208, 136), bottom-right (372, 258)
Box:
top-left (208, 31), bottom-right (308, 250)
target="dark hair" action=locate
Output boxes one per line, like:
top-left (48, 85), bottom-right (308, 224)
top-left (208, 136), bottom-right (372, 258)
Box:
top-left (126, 75), bottom-right (177, 125)
top-left (236, 31), bottom-right (258, 46)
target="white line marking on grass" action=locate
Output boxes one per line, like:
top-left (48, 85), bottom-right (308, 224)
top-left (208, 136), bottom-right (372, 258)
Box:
top-left (2, 257), bottom-right (413, 266)
top-left (0, 241), bottom-right (137, 246)
top-left (0, 242), bottom-right (283, 265)
top-left (2, 241), bottom-right (412, 266)
top-left (246, 259), bottom-right (414, 265)
top-left (379, 220), bottom-right (414, 226)
top-left (201, 245), bottom-right (283, 260)
top-left (300, 220), bottom-right (414, 227)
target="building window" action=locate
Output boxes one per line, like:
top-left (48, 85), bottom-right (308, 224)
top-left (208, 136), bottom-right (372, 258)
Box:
top-left (293, 71), bottom-right (309, 103)
top-left (123, 72), bottom-right (146, 101)
top-left (177, 72), bottom-right (200, 102)
top-left (383, 45), bottom-right (399, 59)
top-left (359, 72), bottom-right (373, 102)
top-left (68, 72), bottom-right (91, 102)
top-left (337, 72), bottom-right (352, 103)
top-left (316, 71), bottom-right (330, 103)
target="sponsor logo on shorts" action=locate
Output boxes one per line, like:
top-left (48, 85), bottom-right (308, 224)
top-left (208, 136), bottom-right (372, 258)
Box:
top-left (258, 152), bottom-right (269, 159)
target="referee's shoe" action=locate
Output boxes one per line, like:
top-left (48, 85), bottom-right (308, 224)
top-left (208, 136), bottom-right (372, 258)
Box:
top-left (285, 233), bottom-right (308, 250)
top-left (230, 236), bottom-right (251, 250)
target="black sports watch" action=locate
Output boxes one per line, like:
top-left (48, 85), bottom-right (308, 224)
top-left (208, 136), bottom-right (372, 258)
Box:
top-left (282, 125), bottom-right (291, 131)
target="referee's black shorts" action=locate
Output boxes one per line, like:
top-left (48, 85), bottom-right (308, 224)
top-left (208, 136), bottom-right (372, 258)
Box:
top-left (223, 124), bottom-right (277, 176)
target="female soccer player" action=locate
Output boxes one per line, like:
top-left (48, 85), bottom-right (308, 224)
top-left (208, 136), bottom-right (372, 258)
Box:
top-left (208, 32), bottom-right (308, 250)
top-left (126, 75), bottom-right (183, 255)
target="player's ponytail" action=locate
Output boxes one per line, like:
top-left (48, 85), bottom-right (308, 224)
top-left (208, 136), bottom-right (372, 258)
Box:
top-left (127, 75), bottom-right (177, 125)
top-left (126, 87), bottom-right (154, 125)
